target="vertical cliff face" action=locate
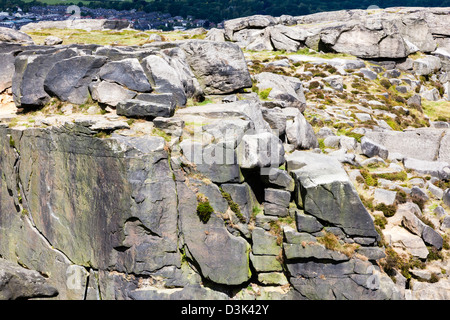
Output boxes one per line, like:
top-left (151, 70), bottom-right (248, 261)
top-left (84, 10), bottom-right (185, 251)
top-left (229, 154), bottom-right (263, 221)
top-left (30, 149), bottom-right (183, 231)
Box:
top-left (0, 122), bottom-right (400, 300)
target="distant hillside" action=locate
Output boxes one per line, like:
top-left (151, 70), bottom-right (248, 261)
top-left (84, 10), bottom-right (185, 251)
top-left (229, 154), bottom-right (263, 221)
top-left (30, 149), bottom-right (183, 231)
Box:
top-left (3, 0), bottom-right (450, 23)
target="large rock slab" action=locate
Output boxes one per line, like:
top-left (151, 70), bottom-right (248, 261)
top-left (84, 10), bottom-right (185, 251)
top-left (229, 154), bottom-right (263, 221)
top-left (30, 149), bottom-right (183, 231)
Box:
top-left (141, 54), bottom-right (187, 107)
top-left (177, 182), bottom-right (251, 286)
top-left (12, 47), bottom-right (80, 108)
top-left (116, 98), bottom-right (175, 119)
top-left (175, 99), bottom-right (270, 132)
top-left (180, 40), bottom-right (252, 95)
top-left (364, 129), bottom-right (447, 162)
top-left (224, 15), bottom-right (278, 40)
top-left (44, 55), bottom-right (108, 105)
top-left (286, 151), bottom-right (378, 238)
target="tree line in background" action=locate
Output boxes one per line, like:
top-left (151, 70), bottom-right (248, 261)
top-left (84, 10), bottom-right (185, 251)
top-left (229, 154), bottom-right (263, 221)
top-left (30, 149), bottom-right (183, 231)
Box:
top-left (1, 0), bottom-right (450, 23)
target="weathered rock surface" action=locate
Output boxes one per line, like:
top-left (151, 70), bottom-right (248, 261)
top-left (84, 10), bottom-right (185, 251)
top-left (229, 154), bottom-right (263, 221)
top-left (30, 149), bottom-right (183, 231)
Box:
top-left (286, 151), bottom-right (378, 238)
top-left (1, 8), bottom-right (450, 300)
top-left (0, 258), bottom-right (58, 300)
top-left (254, 72), bottom-right (307, 111)
top-left (20, 19), bottom-right (130, 32)
top-left (116, 98), bottom-right (175, 119)
top-left (180, 40), bottom-right (253, 95)
top-left (44, 55), bottom-right (108, 105)
top-left (0, 26), bottom-right (34, 44)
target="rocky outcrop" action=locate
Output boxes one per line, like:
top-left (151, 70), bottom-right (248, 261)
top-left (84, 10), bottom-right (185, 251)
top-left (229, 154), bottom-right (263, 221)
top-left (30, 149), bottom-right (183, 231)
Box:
top-left (20, 19), bottom-right (130, 32)
top-left (1, 8), bottom-right (450, 300)
top-left (224, 8), bottom-right (450, 61)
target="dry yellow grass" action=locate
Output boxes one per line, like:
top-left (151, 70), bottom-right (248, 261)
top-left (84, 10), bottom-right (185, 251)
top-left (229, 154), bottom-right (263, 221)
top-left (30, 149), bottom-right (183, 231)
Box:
top-left (25, 28), bottom-right (194, 46)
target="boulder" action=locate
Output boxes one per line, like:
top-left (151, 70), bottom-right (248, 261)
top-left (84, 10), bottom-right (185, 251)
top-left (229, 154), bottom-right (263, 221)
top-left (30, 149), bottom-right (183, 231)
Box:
top-left (224, 15), bottom-right (278, 40)
top-left (116, 98), bottom-right (175, 119)
top-left (261, 107), bottom-right (287, 136)
top-left (360, 136), bottom-right (389, 160)
top-left (254, 72), bottom-right (307, 111)
top-left (153, 117), bottom-right (185, 137)
top-left (245, 29), bottom-right (274, 51)
top-left (374, 189), bottom-right (397, 206)
top-left (413, 55), bottom-right (442, 75)
top-left (421, 88), bottom-right (440, 101)
top-left (267, 25), bottom-right (302, 52)
top-left (44, 36), bottom-right (63, 46)
top-left (0, 45), bottom-right (20, 93)
top-left (286, 151), bottom-right (379, 238)
top-left (89, 81), bottom-right (137, 107)
top-left (263, 202), bottom-right (288, 217)
top-left (44, 55), bottom-right (108, 105)
top-left (330, 26), bottom-right (410, 59)
top-left (407, 94), bottom-right (422, 108)
top-left (98, 58), bottom-right (152, 93)
top-left (261, 167), bottom-right (295, 191)
top-left (408, 279), bottom-right (450, 300)
top-left (294, 209), bottom-right (324, 233)
top-left (251, 227), bottom-right (280, 256)
top-left (264, 188), bottom-right (291, 208)
top-left (236, 132), bottom-right (285, 169)
top-left (323, 75), bottom-right (344, 91)
top-left (285, 112), bottom-right (319, 150)
top-left (205, 28), bottom-right (226, 42)
top-left (141, 54), bottom-right (187, 107)
top-left (385, 226), bottom-right (429, 259)
top-left (403, 158), bottom-right (450, 180)
top-left (12, 47), bottom-right (79, 108)
top-left (161, 47), bottom-right (205, 101)
top-left (221, 183), bottom-right (257, 222)
top-left (0, 27), bottom-right (34, 44)
top-left (180, 140), bottom-right (242, 184)
top-left (364, 129), bottom-right (445, 162)
top-left (180, 40), bottom-right (252, 95)
top-left (175, 100), bottom-right (270, 132)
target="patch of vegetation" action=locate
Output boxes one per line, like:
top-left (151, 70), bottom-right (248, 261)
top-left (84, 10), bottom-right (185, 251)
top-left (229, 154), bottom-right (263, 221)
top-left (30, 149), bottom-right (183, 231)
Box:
top-left (259, 88), bottom-right (273, 100)
top-left (373, 171), bottom-right (408, 182)
top-left (309, 81), bottom-right (321, 89)
top-left (94, 131), bottom-right (111, 139)
top-left (422, 101), bottom-right (450, 122)
top-left (9, 136), bottom-right (15, 148)
top-left (427, 246), bottom-right (444, 261)
top-left (317, 232), bottom-right (358, 258)
top-left (374, 215), bottom-right (388, 229)
top-left (220, 188), bottom-right (246, 223)
top-left (380, 246), bottom-right (423, 280)
top-left (151, 127), bottom-right (171, 142)
top-left (410, 193), bottom-right (426, 211)
top-left (380, 78), bottom-right (392, 90)
top-left (360, 169), bottom-right (378, 187)
top-left (196, 195), bottom-right (214, 224)
top-left (375, 203), bottom-right (397, 217)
